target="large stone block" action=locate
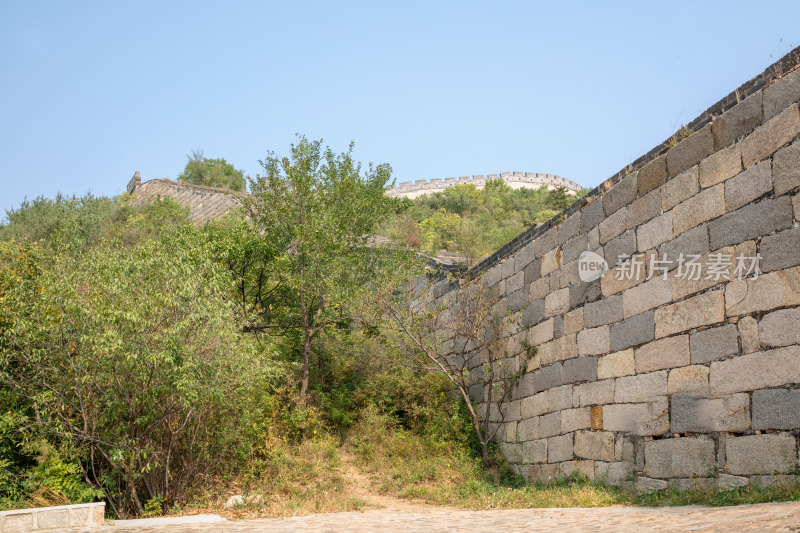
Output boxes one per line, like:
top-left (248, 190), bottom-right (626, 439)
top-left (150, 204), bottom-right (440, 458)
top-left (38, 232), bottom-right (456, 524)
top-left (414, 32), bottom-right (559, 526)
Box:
top-left (580, 198), bottom-right (605, 233)
top-left (637, 212), bottom-right (673, 252)
top-left (520, 392), bottom-right (548, 418)
top-left (533, 227), bottom-right (558, 259)
top-left (758, 307), bottom-right (800, 347)
top-left (538, 334), bottom-right (577, 366)
top-left (609, 311), bottom-right (655, 353)
top-left (507, 270), bottom-right (524, 294)
top-left (604, 228), bottom-right (638, 270)
top-left (763, 66), bottom-right (800, 120)
top-left (725, 433), bottom-right (797, 475)
top-left (670, 393), bottom-right (751, 433)
top-left (603, 398), bottom-right (669, 436)
top-left (699, 142), bottom-right (742, 187)
top-left (583, 295), bottom-right (623, 328)
top-left (558, 211), bottom-right (582, 245)
top-left (658, 224), bottom-right (710, 265)
top-left (595, 461), bottom-right (634, 485)
top-left (547, 432), bottom-right (574, 463)
top-left (728, 163), bottom-right (774, 215)
top-left (738, 315), bottom-right (760, 354)
top-left (521, 438), bottom-right (548, 463)
top-left (599, 206), bottom-right (628, 245)
top-left (507, 289), bottom-right (528, 313)
top-left (760, 226), bottom-right (800, 273)
top-left (598, 349), bottom-right (635, 379)
top-left (545, 287), bottom-right (570, 317)
top-left (667, 124), bottom-right (714, 177)
top-left (577, 325), bottom-right (610, 356)
top-left (742, 103), bottom-right (800, 168)
top-left (548, 384), bottom-right (574, 412)
top-left (521, 298), bottom-right (545, 327)
top-left (529, 276), bottom-right (549, 302)
top-left (528, 318), bottom-right (555, 347)
top-left (561, 407), bottom-right (591, 433)
top-left (773, 141), bottom-right (800, 195)
top-left (672, 184), bottom-right (725, 236)
top-left (644, 436), bottom-right (715, 479)
top-left (710, 195), bottom-right (794, 250)
top-left (517, 417), bottom-right (538, 441)
top-left (634, 335), bottom-right (690, 373)
top-left (662, 166), bottom-right (699, 211)
top-left (532, 363), bottom-right (563, 393)
top-left (604, 172), bottom-right (638, 216)
top-left (4, 512), bottom-right (34, 532)
top-left (559, 460), bottom-right (596, 480)
top-left (654, 290), bottom-right (725, 338)
top-left (752, 388), bottom-right (800, 430)
top-left (575, 379), bottom-right (615, 406)
top-left (614, 371), bottom-right (668, 403)
top-left (725, 265), bottom-right (800, 317)
top-left (514, 242), bottom-right (536, 273)
top-left (562, 356), bottom-right (597, 384)
top-left (622, 276), bottom-right (672, 319)
top-left (713, 90), bottom-right (763, 149)
top-left (638, 154), bottom-right (667, 196)
top-left (627, 189), bottom-right (662, 230)
top-left (710, 345), bottom-right (800, 395)
top-left (564, 307), bottom-right (584, 335)
top-left (667, 365), bottom-right (709, 395)
top-left (569, 279), bottom-right (602, 309)
top-left (574, 430), bottom-right (615, 461)
top-left (562, 234), bottom-right (588, 265)
top-left (689, 324), bottom-right (739, 364)
top-left (528, 463), bottom-right (559, 482)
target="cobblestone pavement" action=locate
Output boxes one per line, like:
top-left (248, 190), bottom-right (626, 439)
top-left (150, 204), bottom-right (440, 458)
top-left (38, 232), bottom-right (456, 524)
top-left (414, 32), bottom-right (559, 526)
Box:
top-left (78, 501), bottom-right (800, 532)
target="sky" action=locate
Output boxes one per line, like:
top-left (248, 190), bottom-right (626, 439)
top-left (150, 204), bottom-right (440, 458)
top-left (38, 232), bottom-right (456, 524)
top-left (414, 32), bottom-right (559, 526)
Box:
top-left (1, 1), bottom-right (799, 219)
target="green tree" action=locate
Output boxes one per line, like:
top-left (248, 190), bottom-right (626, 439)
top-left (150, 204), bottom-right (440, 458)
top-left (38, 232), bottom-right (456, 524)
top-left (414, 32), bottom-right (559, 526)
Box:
top-left (247, 136), bottom-right (392, 400)
top-left (178, 149), bottom-right (246, 191)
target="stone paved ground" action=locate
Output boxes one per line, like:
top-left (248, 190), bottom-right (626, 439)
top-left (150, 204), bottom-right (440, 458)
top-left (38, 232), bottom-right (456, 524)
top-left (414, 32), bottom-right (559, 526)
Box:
top-left (76, 502), bottom-right (800, 532)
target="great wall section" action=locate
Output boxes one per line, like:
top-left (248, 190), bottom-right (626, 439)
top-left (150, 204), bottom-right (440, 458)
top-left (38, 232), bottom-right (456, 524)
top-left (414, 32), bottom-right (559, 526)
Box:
top-left (386, 172), bottom-right (582, 199)
top-left (424, 46), bottom-right (800, 490)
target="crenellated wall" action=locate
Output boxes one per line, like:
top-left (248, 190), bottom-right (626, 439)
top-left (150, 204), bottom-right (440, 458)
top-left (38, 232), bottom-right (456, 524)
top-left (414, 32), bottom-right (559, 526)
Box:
top-left (427, 47), bottom-right (800, 491)
top-left (387, 171), bottom-right (582, 199)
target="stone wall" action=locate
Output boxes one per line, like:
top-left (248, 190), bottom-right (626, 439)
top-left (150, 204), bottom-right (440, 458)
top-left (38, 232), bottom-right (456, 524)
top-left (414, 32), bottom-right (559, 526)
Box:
top-left (126, 172), bottom-right (244, 225)
top-left (0, 502), bottom-right (105, 531)
top-left (387, 172), bottom-right (582, 199)
top-left (427, 47), bottom-right (800, 490)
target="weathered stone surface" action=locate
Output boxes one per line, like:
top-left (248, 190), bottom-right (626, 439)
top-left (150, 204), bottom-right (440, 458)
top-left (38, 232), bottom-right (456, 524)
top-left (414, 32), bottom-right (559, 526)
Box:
top-left (654, 290), bottom-right (725, 338)
top-left (507, 289), bottom-right (527, 313)
top-left (548, 384), bottom-right (574, 412)
top-left (689, 324), bottom-right (739, 364)
top-left (599, 206), bottom-right (628, 245)
top-left (483, 264), bottom-right (503, 288)
top-left (595, 461), bottom-right (634, 485)
top-left (558, 211), bottom-right (582, 245)
top-left (547, 432), bottom-right (574, 463)
top-left (514, 242), bottom-right (536, 273)
top-left (38, 509), bottom-right (71, 529)
top-left (580, 198), bottom-right (605, 233)
top-left (544, 287), bottom-right (569, 317)
top-left (673, 184), bottom-right (725, 236)
top-left (627, 189), bottom-right (662, 230)
top-left (575, 379), bottom-right (614, 406)
top-left (717, 474), bottom-right (750, 490)
top-left (667, 124), bottom-right (714, 177)
top-left (710, 345), bottom-right (800, 395)
top-left (725, 160), bottom-right (773, 212)
top-left (795, 193), bottom-right (800, 221)
top-left (577, 326), bottom-right (610, 356)
top-left (4, 513), bottom-right (34, 532)
top-left (752, 389), bottom-right (800, 430)
top-left (499, 442), bottom-right (522, 463)
top-left (758, 307), bottom-right (800, 347)
top-left (517, 417), bottom-right (539, 441)
top-left (598, 349), bottom-right (635, 379)
top-left (713, 90), bottom-right (763, 149)
top-left (538, 334), bottom-right (577, 365)
top-left (583, 295), bottom-right (623, 328)
top-left (604, 173), bottom-right (638, 216)
top-left (622, 276), bottom-right (672, 319)
top-left (561, 407), bottom-right (591, 433)
top-left (709, 195), bottom-right (794, 249)
top-left (533, 226), bottom-right (558, 260)
top-left (671, 393), bottom-right (750, 433)
top-left (559, 460), bottom-right (596, 480)
top-left (532, 363), bottom-right (563, 394)
top-left (760, 226), bottom-right (800, 273)
top-left (603, 398), bottom-right (669, 436)
top-left (738, 315), bottom-right (760, 353)
top-left (528, 463), bottom-right (559, 482)
top-left (644, 436), bottom-right (715, 479)
top-left (742, 103), bottom-right (800, 168)
top-left (541, 248), bottom-right (561, 277)
top-left (529, 276), bottom-right (549, 301)
top-left (562, 357), bottom-right (597, 384)
top-left (638, 154), bottom-right (667, 196)
top-left (764, 66), bottom-right (800, 120)
top-left (528, 318), bottom-right (554, 347)
top-left (773, 141), bottom-right (800, 195)
top-left (524, 257), bottom-right (542, 287)
top-left (569, 279), bottom-right (602, 309)
top-left (521, 439), bottom-right (548, 463)
top-left (614, 371), bottom-right (667, 403)
top-left (667, 365), bottom-right (709, 395)
top-left (563, 307), bottom-right (584, 335)
top-left (521, 298), bottom-right (545, 327)
top-left (521, 392), bottom-right (548, 418)
top-left (506, 270), bottom-right (524, 294)
top-left (634, 335), bottom-right (690, 373)
top-left (588, 226), bottom-right (600, 250)
top-left (562, 235), bottom-right (588, 266)
top-left (725, 265), bottom-right (800, 316)
top-left (662, 166), bottom-right (699, 211)
top-left (634, 476), bottom-right (669, 493)
top-left (699, 143), bottom-right (742, 187)
top-left (726, 433), bottom-right (798, 475)
top-left (658, 224), bottom-right (710, 264)
top-left (610, 311), bottom-right (655, 351)
top-left (574, 430), bottom-right (615, 461)
top-left (637, 212), bottom-right (673, 252)
top-left (604, 229), bottom-right (637, 269)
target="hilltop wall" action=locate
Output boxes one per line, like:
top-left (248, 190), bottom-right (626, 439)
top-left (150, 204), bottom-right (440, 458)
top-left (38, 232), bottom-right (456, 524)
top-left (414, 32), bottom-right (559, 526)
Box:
top-left (387, 172), bottom-right (581, 199)
top-left (427, 47), bottom-right (800, 490)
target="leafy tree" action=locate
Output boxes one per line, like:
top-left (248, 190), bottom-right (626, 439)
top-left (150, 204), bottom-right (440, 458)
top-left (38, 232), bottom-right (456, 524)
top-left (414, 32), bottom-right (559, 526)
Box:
top-left (246, 135), bottom-right (392, 400)
top-left (178, 149), bottom-right (246, 191)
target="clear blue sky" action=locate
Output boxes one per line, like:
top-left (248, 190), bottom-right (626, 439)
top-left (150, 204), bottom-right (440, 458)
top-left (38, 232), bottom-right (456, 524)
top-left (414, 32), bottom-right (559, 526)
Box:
top-left (2, 1), bottom-right (799, 219)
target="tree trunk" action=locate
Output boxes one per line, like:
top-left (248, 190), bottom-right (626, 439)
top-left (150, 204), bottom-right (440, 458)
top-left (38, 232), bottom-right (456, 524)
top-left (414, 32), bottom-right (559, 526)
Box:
top-left (300, 327), bottom-right (312, 400)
